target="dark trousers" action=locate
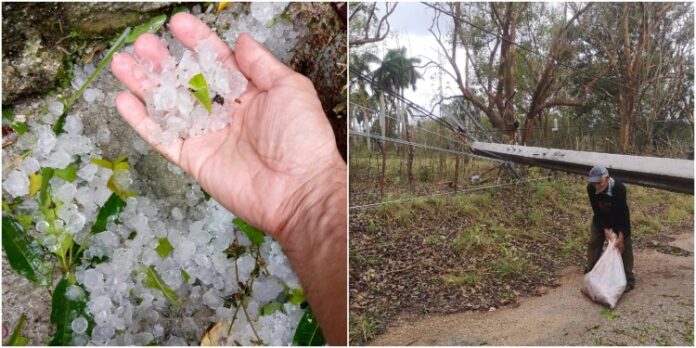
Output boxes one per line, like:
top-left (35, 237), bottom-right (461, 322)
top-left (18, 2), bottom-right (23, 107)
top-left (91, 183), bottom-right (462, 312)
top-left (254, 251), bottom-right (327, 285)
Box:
top-left (585, 223), bottom-right (635, 288)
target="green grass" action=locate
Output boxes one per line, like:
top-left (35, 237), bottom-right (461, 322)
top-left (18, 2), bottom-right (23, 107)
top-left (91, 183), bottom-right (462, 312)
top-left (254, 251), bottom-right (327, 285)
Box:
top-left (490, 256), bottom-right (530, 279)
top-left (441, 271), bottom-right (480, 287)
top-left (601, 308), bottom-right (620, 320)
top-left (633, 212), bottom-right (664, 236)
top-left (424, 234), bottom-right (446, 247)
top-left (530, 207), bottom-right (544, 227)
top-left (349, 312), bottom-right (380, 344)
top-left (664, 199), bottom-right (693, 224)
top-left (453, 224), bottom-right (498, 253)
top-left (489, 247), bottom-right (530, 279)
top-left (365, 217), bottom-right (379, 235)
top-left (418, 165), bottom-right (434, 182)
top-left (535, 182), bottom-right (556, 201)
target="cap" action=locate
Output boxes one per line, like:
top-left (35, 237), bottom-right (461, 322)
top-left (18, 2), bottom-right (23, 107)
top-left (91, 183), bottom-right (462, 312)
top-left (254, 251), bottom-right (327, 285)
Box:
top-left (588, 166), bottom-right (608, 183)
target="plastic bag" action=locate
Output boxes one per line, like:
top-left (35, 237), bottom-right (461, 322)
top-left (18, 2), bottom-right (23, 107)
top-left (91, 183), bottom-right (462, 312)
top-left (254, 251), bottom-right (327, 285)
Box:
top-left (581, 237), bottom-right (626, 308)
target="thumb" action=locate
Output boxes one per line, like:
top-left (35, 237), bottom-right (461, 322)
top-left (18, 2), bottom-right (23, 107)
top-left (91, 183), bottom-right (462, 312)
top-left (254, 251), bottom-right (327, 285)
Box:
top-left (234, 33), bottom-right (296, 91)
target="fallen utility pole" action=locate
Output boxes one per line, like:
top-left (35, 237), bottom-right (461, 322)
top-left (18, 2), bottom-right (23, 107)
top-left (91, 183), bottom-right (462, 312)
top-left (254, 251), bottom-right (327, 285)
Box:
top-left (471, 142), bottom-right (694, 194)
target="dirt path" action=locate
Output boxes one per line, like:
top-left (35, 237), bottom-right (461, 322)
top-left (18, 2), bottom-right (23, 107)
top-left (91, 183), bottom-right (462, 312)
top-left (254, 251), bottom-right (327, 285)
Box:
top-left (370, 233), bottom-right (694, 346)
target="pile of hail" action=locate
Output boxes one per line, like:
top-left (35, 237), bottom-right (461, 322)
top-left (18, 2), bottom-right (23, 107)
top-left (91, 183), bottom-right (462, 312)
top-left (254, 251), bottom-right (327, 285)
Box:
top-left (2, 3), bottom-right (314, 346)
top-left (142, 37), bottom-right (248, 146)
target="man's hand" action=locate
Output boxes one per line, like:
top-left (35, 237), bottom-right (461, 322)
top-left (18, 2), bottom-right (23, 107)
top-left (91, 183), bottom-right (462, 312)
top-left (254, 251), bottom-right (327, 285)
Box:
top-left (615, 232), bottom-right (625, 253)
top-left (111, 13), bottom-right (346, 344)
top-left (604, 228), bottom-right (614, 241)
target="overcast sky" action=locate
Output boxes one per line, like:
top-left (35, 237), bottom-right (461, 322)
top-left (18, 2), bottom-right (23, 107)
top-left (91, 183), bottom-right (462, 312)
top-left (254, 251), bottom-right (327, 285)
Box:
top-left (366, 2), bottom-right (467, 116)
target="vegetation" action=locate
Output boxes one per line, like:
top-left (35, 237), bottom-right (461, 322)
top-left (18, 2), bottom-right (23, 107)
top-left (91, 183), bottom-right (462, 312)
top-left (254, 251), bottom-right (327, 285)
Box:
top-left (349, 174), bottom-right (693, 345)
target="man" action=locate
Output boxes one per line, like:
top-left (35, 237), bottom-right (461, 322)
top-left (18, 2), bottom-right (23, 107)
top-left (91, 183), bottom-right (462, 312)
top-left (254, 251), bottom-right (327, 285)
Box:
top-left (586, 166), bottom-right (635, 292)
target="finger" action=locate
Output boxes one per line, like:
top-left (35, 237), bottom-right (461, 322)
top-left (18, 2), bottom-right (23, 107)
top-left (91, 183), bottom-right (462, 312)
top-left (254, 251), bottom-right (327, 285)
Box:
top-left (115, 91), bottom-right (182, 163)
top-left (111, 53), bottom-right (157, 100)
top-left (168, 12), bottom-right (239, 71)
top-left (234, 33), bottom-right (297, 91)
top-left (134, 33), bottom-right (171, 71)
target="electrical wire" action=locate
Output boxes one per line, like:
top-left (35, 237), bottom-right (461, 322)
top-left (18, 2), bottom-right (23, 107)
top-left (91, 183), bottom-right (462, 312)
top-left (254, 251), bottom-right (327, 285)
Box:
top-left (349, 176), bottom-right (554, 210)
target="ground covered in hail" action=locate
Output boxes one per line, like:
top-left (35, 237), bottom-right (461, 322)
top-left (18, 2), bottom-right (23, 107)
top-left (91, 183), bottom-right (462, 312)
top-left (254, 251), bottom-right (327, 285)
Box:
top-left (2, 3), bottom-right (319, 346)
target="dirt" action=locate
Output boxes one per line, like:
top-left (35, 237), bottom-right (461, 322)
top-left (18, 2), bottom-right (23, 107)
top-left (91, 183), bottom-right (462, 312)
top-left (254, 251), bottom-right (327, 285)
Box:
top-left (369, 233), bottom-right (694, 346)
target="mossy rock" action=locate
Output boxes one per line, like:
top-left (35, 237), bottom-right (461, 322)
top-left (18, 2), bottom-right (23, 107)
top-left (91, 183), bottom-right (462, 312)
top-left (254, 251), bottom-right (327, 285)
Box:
top-left (63, 3), bottom-right (172, 37)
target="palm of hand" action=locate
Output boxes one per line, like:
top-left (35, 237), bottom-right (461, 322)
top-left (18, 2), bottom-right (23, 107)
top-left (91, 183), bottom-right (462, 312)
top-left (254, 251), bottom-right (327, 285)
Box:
top-left (112, 13), bottom-right (339, 238)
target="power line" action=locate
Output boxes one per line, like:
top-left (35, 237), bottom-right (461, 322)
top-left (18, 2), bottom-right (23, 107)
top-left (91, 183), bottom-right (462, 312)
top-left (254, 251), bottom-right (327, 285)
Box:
top-left (350, 68), bottom-right (461, 134)
top-left (349, 176), bottom-right (554, 209)
top-left (349, 130), bottom-right (503, 162)
top-left (350, 102), bottom-right (469, 147)
top-left (350, 68), bottom-right (521, 177)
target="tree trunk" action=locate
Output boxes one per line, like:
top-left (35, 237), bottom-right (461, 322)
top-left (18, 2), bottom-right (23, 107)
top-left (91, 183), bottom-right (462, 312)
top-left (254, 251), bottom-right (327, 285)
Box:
top-left (379, 91), bottom-right (387, 196)
top-left (453, 155), bottom-right (460, 191)
top-left (402, 89), bottom-right (415, 189)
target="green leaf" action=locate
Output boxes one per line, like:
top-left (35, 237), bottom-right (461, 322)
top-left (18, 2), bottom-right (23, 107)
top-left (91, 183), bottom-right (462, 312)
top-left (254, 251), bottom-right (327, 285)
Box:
top-left (171, 5), bottom-right (190, 15)
top-left (188, 73), bottom-right (212, 113)
top-left (28, 173), bottom-right (42, 197)
top-left (90, 158), bottom-right (113, 169)
top-left (10, 122), bottom-right (28, 135)
top-left (52, 113), bottom-right (67, 135)
top-left (332, 101), bottom-right (346, 114)
top-left (261, 301), bottom-right (284, 316)
top-left (2, 216), bottom-right (52, 286)
top-left (125, 14), bottom-right (167, 43)
top-left (155, 238), bottom-right (174, 258)
top-left (232, 218), bottom-right (266, 245)
top-left (15, 215), bottom-right (33, 231)
top-left (181, 269), bottom-right (191, 282)
top-left (38, 167), bottom-right (55, 211)
top-left (54, 165), bottom-right (77, 182)
top-left (107, 174), bottom-right (136, 200)
top-left (142, 265), bottom-right (181, 307)
top-left (65, 27), bottom-right (131, 112)
top-left (2, 106), bottom-right (14, 124)
top-left (288, 288), bottom-right (306, 305)
top-left (49, 277), bottom-right (93, 346)
top-left (6, 313), bottom-right (28, 346)
top-left (90, 193), bottom-right (126, 234)
top-left (292, 306), bottom-right (325, 346)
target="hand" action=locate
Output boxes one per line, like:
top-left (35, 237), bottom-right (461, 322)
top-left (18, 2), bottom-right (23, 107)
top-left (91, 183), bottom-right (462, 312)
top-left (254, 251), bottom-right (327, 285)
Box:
top-left (111, 13), bottom-right (346, 344)
top-left (615, 232), bottom-right (625, 253)
top-left (604, 228), bottom-right (614, 241)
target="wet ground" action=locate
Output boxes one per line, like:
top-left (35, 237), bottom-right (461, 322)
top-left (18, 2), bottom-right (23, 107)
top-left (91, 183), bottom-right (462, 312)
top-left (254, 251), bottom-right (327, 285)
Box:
top-left (369, 233), bottom-right (694, 346)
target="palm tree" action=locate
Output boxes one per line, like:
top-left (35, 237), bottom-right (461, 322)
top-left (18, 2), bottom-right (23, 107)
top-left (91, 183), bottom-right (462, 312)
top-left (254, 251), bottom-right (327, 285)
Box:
top-left (373, 47), bottom-right (422, 188)
top-left (350, 52), bottom-right (381, 145)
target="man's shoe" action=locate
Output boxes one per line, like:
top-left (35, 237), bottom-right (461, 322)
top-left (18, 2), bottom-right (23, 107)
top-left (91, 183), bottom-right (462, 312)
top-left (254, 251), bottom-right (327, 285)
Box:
top-left (624, 284), bottom-right (634, 293)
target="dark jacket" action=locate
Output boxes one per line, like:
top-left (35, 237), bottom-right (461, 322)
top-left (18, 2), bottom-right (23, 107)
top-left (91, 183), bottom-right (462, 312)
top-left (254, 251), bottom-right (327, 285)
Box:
top-left (587, 178), bottom-right (632, 238)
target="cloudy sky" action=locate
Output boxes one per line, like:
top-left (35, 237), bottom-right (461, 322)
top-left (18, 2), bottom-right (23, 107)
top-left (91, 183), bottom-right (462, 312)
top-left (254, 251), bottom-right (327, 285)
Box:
top-left (361, 2), bottom-right (468, 116)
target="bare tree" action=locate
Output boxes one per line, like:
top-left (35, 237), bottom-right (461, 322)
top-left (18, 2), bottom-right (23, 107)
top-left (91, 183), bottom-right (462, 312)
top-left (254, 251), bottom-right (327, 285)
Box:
top-left (349, 2), bottom-right (398, 46)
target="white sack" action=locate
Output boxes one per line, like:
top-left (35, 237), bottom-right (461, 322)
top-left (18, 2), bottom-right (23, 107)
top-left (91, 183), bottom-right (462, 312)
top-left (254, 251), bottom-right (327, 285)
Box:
top-left (581, 237), bottom-right (627, 308)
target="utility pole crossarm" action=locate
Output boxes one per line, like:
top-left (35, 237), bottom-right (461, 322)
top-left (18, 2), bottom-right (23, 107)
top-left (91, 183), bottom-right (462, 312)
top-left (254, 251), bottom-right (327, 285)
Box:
top-left (471, 142), bottom-right (694, 194)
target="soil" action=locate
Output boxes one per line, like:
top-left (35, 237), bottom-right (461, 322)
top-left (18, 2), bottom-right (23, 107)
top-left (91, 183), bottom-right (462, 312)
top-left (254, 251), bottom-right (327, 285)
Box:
top-left (369, 233), bottom-right (694, 346)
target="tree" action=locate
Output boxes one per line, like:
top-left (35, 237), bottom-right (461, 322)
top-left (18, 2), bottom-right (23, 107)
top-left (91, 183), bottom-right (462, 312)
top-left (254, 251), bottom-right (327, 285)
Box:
top-left (578, 3), bottom-right (674, 153)
top-left (428, 2), bottom-right (597, 144)
top-left (373, 47), bottom-right (422, 188)
top-left (349, 2), bottom-right (398, 46)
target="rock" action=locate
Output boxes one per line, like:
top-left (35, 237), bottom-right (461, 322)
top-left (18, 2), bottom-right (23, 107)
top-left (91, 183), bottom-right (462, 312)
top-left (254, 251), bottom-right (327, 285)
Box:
top-left (133, 152), bottom-right (195, 206)
top-left (2, 3), bottom-right (67, 104)
top-left (284, 3), bottom-right (347, 161)
top-left (63, 3), bottom-right (172, 37)
top-left (75, 97), bottom-right (195, 206)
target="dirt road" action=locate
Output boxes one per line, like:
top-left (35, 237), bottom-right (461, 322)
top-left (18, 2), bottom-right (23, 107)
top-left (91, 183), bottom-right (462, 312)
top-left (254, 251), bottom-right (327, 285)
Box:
top-left (370, 233), bottom-right (694, 346)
